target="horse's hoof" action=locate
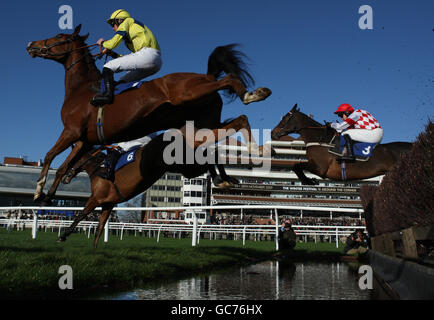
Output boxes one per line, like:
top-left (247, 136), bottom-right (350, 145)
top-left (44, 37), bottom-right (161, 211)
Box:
top-left (217, 181), bottom-right (232, 189)
top-left (228, 177), bottom-right (239, 185)
top-left (242, 87), bottom-right (272, 105)
top-left (41, 196), bottom-right (53, 207)
top-left (33, 192), bottom-right (47, 204)
top-left (61, 173), bottom-right (72, 184)
top-left (303, 178), bottom-right (318, 186)
top-left (57, 237), bottom-right (66, 243)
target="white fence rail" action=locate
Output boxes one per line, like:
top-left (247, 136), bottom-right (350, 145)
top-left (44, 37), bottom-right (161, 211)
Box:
top-left (0, 205), bottom-right (365, 249)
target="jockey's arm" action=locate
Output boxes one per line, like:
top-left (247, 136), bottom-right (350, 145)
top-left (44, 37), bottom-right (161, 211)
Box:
top-left (102, 18), bottom-right (133, 51)
top-left (331, 121), bottom-right (350, 133)
top-left (331, 111), bottom-right (361, 133)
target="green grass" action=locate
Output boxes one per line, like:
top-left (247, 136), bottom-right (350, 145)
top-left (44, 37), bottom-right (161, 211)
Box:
top-left (0, 228), bottom-right (344, 299)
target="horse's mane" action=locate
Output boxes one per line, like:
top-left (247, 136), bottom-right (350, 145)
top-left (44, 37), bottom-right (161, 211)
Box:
top-left (292, 108), bottom-right (335, 143)
top-left (295, 109), bottom-right (322, 127)
top-left (78, 38), bottom-right (101, 81)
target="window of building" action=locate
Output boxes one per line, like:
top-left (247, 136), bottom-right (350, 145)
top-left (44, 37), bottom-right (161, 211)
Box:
top-left (150, 196), bottom-right (165, 202)
top-left (167, 186), bottom-right (181, 191)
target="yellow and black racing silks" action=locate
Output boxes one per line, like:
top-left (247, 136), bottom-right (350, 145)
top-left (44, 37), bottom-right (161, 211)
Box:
top-left (102, 18), bottom-right (160, 53)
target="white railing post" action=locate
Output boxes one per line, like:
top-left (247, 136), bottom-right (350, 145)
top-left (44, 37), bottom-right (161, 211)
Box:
top-left (120, 224), bottom-right (125, 240)
top-left (192, 212), bottom-right (198, 246)
top-left (335, 227), bottom-right (339, 248)
top-left (243, 226), bottom-right (246, 246)
top-left (104, 218), bottom-right (109, 243)
top-left (157, 225), bottom-right (162, 243)
top-left (32, 213), bottom-right (38, 239)
top-left (274, 208), bottom-right (279, 251)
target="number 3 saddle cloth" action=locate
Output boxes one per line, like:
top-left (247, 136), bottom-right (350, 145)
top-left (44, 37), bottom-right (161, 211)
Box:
top-left (328, 136), bottom-right (377, 162)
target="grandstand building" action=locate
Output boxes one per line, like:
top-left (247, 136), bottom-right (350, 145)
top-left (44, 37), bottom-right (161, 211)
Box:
top-left (0, 157), bottom-right (90, 207)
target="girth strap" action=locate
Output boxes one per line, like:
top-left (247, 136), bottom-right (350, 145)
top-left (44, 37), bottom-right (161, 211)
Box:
top-left (97, 107), bottom-right (105, 144)
top-left (340, 161), bottom-right (347, 181)
top-left (113, 181), bottom-right (125, 202)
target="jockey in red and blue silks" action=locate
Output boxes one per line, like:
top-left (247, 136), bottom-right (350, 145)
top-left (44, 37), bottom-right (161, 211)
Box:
top-left (330, 103), bottom-right (383, 160)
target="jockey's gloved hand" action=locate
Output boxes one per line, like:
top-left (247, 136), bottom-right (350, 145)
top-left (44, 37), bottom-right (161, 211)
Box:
top-left (107, 50), bottom-right (120, 59)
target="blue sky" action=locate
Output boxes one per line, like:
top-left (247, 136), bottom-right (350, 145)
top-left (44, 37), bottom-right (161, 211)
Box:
top-left (1, 0), bottom-right (433, 168)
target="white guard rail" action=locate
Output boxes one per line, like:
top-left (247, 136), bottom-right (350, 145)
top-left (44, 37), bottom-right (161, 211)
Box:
top-left (0, 205), bottom-right (365, 250)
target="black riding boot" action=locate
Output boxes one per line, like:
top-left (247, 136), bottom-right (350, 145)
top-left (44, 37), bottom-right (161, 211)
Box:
top-left (99, 149), bottom-right (122, 181)
top-left (91, 68), bottom-right (115, 106)
top-left (341, 135), bottom-right (355, 161)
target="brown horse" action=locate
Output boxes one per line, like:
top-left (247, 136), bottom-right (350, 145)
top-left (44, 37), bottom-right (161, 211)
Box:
top-left (27, 25), bottom-right (271, 205)
top-left (58, 129), bottom-right (240, 247)
top-left (271, 104), bottom-right (413, 184)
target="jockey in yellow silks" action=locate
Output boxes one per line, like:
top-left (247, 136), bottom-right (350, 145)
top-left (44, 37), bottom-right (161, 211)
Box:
top-left (91, 9), bottom-right (162, 106)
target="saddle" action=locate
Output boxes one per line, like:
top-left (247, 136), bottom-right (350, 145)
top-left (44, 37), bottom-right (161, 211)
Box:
top-left (98, 147), bottom-right (140, 181)
top-left (328, 135), bottom-right (376, 162)
top-left (102, 80), bottom-right (145, 96)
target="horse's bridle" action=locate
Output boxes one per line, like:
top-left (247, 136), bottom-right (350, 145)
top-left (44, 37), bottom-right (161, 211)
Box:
top-left (275, 110), bottom-right (333, 143)
top-left (28, 35), bottom-right (100, 70)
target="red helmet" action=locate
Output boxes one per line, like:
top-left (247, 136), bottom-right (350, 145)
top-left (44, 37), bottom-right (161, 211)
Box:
top-left (334, 103), bottom-right (354, 115)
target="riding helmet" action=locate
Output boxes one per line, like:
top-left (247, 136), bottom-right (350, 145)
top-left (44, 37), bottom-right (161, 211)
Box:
top-left (107, 9), bottom-right (131, 25)
top-left (334, 104), bottom-right (354, 115)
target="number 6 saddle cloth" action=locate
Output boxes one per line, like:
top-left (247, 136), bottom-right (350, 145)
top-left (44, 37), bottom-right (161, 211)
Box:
top-left (114, 146), bottom-right (141, 172)
top-left (328, 136), bottom-right (377, 162)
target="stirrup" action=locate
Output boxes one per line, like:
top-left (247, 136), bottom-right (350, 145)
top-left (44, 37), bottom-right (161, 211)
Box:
top-left (97, 167), bottom-right (112, 180)
top-left (91, 93), bottom-right (113, 107)
top-left (339, 148), bottom-right (355, 161)
top-left (339, 155), bottom-right (356, 162)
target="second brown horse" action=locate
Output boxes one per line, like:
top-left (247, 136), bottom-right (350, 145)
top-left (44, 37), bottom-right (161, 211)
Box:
top-left (271, 105), bottom-right (413, 184)
top-left (58, 128), bottom-right (240, 248)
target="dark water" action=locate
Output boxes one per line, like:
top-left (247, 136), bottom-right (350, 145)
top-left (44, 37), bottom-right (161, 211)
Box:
top-left (103, 261), bottom-right (373, 300)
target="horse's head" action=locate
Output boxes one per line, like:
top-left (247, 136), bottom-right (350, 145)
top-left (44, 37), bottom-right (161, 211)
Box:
top-left (272, 104), bottom-right (300, 139)
top-left (62, 147), bottom-right (105, 184)
top-left (27, 24), bottom-right (89, 62)
top-left (271, 104), bottom-right (323, 140)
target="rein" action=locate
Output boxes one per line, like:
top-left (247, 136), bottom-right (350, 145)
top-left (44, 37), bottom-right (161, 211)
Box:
top-left (71, 147), bottom-right (105, 178)
top-left (28, 36), bottom-right (105, 70)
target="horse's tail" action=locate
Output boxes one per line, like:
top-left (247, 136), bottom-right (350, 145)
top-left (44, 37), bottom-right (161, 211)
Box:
top-left (207, 44), bottom-right (255, 100)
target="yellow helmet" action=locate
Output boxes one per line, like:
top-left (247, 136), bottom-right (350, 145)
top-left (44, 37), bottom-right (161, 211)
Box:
top-left (107, 9), bottom-right (131, 25)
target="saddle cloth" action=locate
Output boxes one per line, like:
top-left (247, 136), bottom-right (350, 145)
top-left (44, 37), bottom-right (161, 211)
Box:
top-left (114, 147), bottom-right (140, 172)
top-left (328, 136), bottom-right (377, 161)
top-left (338, 138), bottom-right (377, 159)
top-left (101, 80), bottom-right (145, 96)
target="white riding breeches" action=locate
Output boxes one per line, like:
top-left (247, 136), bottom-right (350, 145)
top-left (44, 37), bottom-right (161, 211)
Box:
top-left (104, 47), bottom-right (162, 83)
top-left (342, 128), bottom-right (384, 144)
top-left (118, 135), bottom-right (154, 152)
